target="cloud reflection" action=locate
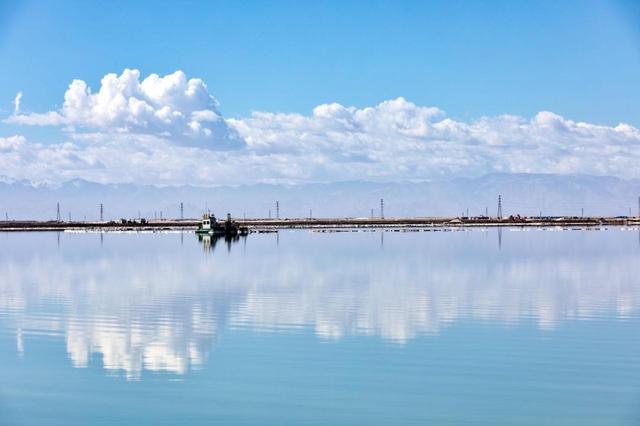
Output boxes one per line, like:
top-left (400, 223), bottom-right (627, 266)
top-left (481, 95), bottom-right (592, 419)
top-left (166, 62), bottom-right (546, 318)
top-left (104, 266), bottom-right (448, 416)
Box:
top-left (0, 230), bottom-right (638, 379)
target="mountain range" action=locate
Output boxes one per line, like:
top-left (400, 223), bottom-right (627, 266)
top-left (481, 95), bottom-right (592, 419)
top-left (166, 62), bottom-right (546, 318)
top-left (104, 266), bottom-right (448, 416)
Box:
top-left (1, 173), bottom-right (639, 220)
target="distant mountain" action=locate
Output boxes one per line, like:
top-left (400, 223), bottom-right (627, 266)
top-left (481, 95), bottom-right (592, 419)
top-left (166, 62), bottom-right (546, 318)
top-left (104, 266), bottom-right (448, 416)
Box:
top-left (0, 173), bottom-right (639, 220)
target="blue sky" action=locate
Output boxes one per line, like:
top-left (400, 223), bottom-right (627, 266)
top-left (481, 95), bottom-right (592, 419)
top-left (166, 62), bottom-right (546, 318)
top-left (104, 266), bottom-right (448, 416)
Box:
top-left (2, 0), bottom-right (639, 123)
top-left (0, 0), bottom-right (639, 185)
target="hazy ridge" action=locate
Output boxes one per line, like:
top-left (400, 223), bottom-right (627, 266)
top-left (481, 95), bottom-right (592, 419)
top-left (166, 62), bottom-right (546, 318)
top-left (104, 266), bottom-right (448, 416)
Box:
top-left (1, 173), bottom-right (639, 220)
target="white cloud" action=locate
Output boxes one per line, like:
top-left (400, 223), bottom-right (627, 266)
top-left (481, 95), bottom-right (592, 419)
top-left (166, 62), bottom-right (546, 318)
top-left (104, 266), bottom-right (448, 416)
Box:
top-left (0, 135), bottom-right (26, 152)
top-left (229, 97), bottom-right (640, 181)
top-left (6, 69), bottom-right (244, 150)
top-left (2, 72), bottom-right (640, 185)
top-left (13, 91), bottom-right (22, 114)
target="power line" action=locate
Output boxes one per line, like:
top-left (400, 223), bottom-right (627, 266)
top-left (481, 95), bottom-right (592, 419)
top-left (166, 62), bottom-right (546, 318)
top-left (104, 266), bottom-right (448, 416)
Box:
top-left (497, 195), bottom-right (503, 219)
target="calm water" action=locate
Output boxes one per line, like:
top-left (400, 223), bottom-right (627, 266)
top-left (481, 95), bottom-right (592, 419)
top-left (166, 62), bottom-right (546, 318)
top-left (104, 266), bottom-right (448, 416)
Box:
top-left (0, 228), bottom-right (639, 425)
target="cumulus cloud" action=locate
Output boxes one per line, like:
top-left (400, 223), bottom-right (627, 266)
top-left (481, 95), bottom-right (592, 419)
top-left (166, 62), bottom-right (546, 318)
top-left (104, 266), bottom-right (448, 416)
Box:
top-left (2, 84), bottom-right (640, 185)
top-left (0, 135), bottom-right (25, 152)
top-left (229, 97), bottom-right (640, 181)
top-left (6, 69), bottom-right (244, 150)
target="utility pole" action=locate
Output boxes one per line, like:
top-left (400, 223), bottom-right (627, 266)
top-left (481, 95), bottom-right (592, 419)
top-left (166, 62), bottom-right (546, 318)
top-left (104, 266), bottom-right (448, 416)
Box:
top-left (160, 211), bottom-right (163, 221)
top-left (380, 198), bottom-right (384, 219)
top-left (581, 207), bottom-right (584, 218)
top-left (56, 202), bottom-right (61, 221)
top-left (100, 203), bottom-right (104, 221)
top-left (497, 195), bottom-right (503, 219)
top-left (371, 208), bottom-right (374, 219)
top-left (276, 201), bottom-right (279, 219)
top-left (485, 206), bottom-right (488, 218)
top-left (268, 208), bottom-right (271, 219)
top-left (180, 202), bottom-right (184, 220)
top-left (309, 209), bottom-right (312, 219)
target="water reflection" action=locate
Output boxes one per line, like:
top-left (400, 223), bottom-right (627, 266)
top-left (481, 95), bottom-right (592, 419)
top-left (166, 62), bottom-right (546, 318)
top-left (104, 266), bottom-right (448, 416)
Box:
top-left (0, 229), bottom-right (639, 379)
top-left (197, 233), bottom-right (248, 253)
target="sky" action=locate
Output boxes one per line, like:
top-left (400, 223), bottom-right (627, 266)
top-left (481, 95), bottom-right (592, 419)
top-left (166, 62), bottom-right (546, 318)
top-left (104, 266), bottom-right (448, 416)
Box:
top-left (0, 0), bottom-right (639, 186)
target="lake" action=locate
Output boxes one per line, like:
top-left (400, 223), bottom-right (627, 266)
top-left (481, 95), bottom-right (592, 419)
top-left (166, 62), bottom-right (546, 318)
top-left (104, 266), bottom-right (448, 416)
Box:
top-left (0, 228), bottom-right (639, 425)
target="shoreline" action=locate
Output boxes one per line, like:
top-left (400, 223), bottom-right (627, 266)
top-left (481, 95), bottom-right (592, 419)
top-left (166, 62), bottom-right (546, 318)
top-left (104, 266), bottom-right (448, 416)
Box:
top-left (1, 216), bottom-right (639, 232)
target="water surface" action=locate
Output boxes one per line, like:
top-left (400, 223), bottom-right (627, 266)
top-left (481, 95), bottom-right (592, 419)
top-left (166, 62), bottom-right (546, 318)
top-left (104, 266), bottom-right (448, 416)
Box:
top-left (0, 228), bottom-right (639, 425)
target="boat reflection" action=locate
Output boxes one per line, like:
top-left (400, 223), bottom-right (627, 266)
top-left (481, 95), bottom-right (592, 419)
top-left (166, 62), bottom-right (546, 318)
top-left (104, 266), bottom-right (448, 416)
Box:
top-left (197, 233), bottom-right (247, 253)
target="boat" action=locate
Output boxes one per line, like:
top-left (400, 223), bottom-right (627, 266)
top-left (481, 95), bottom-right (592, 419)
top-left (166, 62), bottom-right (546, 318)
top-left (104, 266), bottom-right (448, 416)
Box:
top-left (196, 213), bottom-right (249, 237)
top-left (196, 213), bottom-right (226, 236)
